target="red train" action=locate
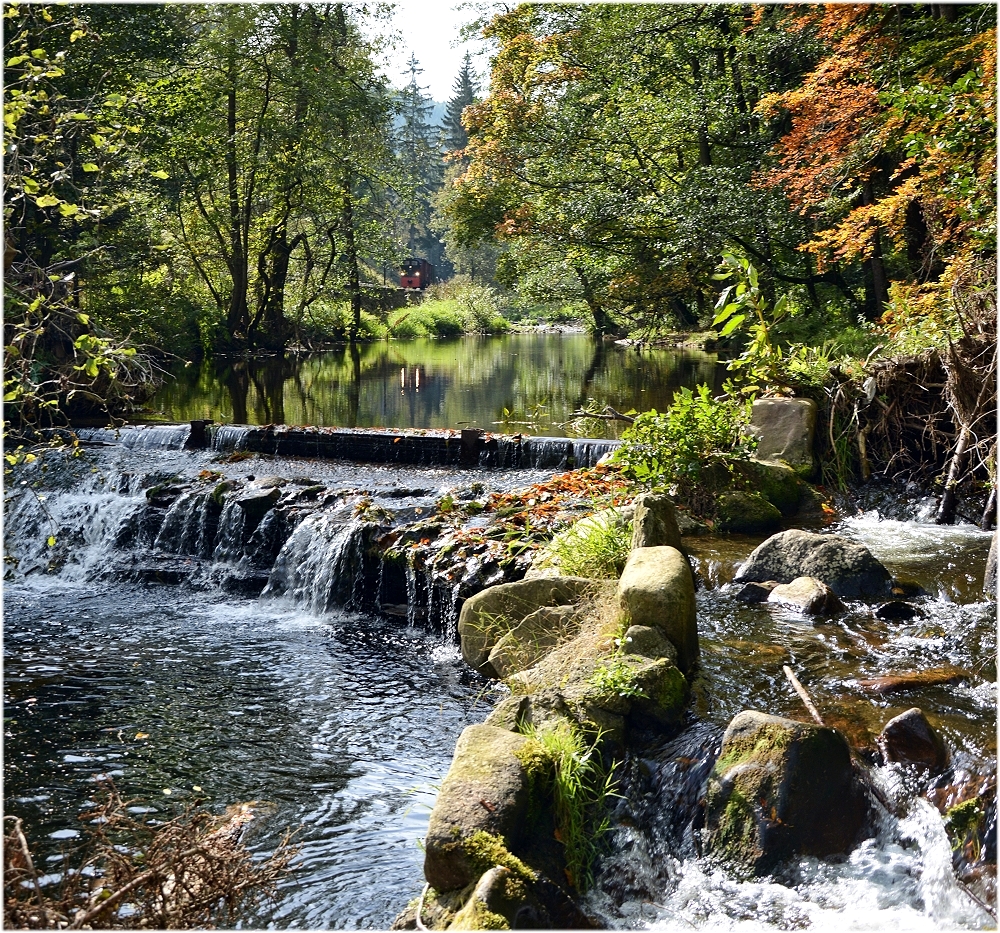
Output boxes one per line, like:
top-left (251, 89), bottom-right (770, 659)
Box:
top-left (400, 258), bottom-right (435, 290)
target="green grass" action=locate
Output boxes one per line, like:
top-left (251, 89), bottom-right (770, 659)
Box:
top-left (516, 720), bottom-right (617, 892)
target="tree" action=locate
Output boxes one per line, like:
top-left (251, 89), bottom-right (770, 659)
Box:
top-left (445, 4), bottom-right (827, 335)
top-left (148, 3), bottom-right (398, 350)
top-left (3, 3), bottom-right (161, 427)
top-left (442, 51), bottom-right (478, 153)
top-left (758, 5), bottom-right (996, 320)
top-left (395, 54), bottom-right (444, 266)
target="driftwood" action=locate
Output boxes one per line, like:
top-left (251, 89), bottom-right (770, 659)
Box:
top-left (782, 665), bottom-right (825, 727)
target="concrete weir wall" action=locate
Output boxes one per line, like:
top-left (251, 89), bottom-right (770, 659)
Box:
top-left (196, 422), bottom-right (620, 470)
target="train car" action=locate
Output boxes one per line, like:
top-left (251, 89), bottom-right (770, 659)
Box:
top-left (400, 258), bottom-right (435, 290)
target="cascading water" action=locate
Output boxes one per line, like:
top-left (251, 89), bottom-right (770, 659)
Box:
top-left (263, 507), bottom-right (370, 613)
top-left (3, 434), bottom-right (995, 929)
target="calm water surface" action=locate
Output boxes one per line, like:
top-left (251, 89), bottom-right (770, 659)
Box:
top-left (147, 334), bottom-right (722, 437)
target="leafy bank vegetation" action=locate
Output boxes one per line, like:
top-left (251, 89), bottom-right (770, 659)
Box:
top-left (4, 3), bottom-right (996, 510)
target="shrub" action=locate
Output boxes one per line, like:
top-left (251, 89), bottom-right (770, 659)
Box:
top-left (613, 384), bottom-right (756, 514)
top-left (3, 783), bottom-right (295, 929)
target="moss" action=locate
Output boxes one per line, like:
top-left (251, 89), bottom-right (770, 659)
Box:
top-left (651, 664), bottom-right (687, 711)
top-left (450, 904), bottom-right (509, 930)
top-left (712, 783), bottom-right (761, 871)
top-left (945, 799), bottom-right (984, 851)
top-left (714, 723), bottom-right (793, 775)
top-left (211, 480), bottom-right (234, 505)
top-left (458, 831), bottom-right (534, 883)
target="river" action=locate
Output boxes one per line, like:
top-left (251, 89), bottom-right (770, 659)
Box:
top-left (145, 334), bottom-right (722, 439)
top-left (3, 342), bottom-right (995, 930)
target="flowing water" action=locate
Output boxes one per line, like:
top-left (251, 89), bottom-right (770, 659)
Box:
top-left (3, 433), bottom-right (995, 930)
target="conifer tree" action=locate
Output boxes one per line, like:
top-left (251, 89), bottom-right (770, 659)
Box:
top-left (443, 52), bottom-right (478, 152)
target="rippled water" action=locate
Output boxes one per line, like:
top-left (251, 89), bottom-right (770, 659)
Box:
top-left (4, 581), bottom-right (491, 929)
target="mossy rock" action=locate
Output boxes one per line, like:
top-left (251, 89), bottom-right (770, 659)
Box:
top-left (458, 576), bottom-right (597, 677)
top-left (734, 529), bottom-right (893, 599)
top-left (703, 710), bottom-right (871, 876)
top-left (423, 727), bottom-right (534, 892)
top-left (737, 460), bottom-right (804, 516)
top-left (716, 490), bottom-right (782, 534)
top-left (631, 492), bottom-right (682, 550)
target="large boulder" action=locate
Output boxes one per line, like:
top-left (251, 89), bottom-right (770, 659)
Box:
top-left (458, 576), bottom-right (596, 677)
top-left (876, 707), bottom-right (950, 774)
top-left (631, 492), bottom-right (682, 550)
top-left (749, 398), bottom-right (818, 478)
top-left (703, 711), bottom-right (870, 876)
top-left (617, 547), bottom-right (698, 673)
top-left (423, 725), bottom-right (533, 892)
top-left (734, 529), bottom-right (893, 598)
top-left (487, 605), bottom-right (586, 679)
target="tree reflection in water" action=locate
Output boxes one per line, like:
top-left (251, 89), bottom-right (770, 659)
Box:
top-left (150, 334), bottom-right (723, 438)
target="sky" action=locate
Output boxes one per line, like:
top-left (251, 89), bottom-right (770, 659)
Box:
top-left (382, 0), bottom-right (490, 102)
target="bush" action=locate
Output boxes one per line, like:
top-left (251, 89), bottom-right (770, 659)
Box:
top-left (388, 303), bottom-right (465, 338)
top-left (613, 384), bottom-right (757, 514)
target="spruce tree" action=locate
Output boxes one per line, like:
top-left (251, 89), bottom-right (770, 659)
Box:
top-left (442, 52), bottom-right (478, 152)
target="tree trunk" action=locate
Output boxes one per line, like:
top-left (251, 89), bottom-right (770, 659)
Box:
top-left (862, 182), bottom-right (890, 319)
top-left (225, 79), bottom-right (249, 344)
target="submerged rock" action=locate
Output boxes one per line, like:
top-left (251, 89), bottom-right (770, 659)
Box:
top-left (617, 547), bottom-right (698, 673)
top-left (877, 707), bottom-right (950, 774)
top-left (766, 576), bottom-right (844, 616)
top-left (857, 665), bottom-right (971, 695)
top-left (703, 710), bottom-right (870, 875)
top-left (734, 529), bottom-right (893, 598)
top-left (875, 600), bottom-right (924, 621)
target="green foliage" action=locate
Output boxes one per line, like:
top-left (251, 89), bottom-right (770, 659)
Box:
top-left (517, 721), bottom-right (617, 892)
top-left (590, 655), bottom-right (647, 701)
top-left (713, 252), bottom-right (833, 397)
top-left (613, 384), bottom-right (756, 510)
top-left (547, 511), bottom-right (631, 580)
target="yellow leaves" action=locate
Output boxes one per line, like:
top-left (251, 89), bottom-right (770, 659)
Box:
top-left (33, 193), bottom-right (59, 208)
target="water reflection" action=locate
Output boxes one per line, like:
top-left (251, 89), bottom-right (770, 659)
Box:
top-left (149, 335), bottom-right (723, 438)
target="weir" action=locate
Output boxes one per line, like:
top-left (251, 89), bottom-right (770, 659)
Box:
top-left (74, 421), bottom-right (621, 469)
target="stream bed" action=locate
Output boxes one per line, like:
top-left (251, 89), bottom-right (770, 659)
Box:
top-left (3, 433), bottom-right (995, 930)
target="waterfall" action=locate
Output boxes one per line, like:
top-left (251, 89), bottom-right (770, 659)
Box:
top-left (212, 499), bottom-right (248, 564)
top-left (263, 507), bottom-right (369, 613)
top-left (76, 424), bottom-right (191, 450)
top-left (153, 490), bottom-right (217, 558)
